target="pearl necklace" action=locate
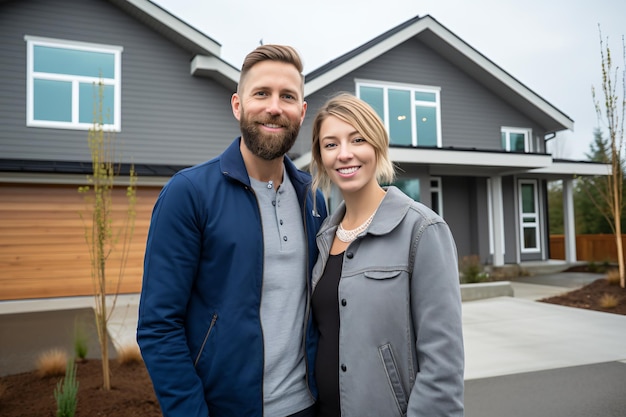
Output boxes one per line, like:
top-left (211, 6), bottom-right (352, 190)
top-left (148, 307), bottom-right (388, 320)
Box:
top-left (336, 210), bottom-right (377, 243)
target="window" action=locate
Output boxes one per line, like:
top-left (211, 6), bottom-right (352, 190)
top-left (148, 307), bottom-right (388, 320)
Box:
top-left (501, 127), bottom-right (531, 152)
top-left (392, 178), bottom-right (420, 202)
top-left (430, 177), bottom-right (442, 216)
top-left (518, 180), bottom-right (540, 253)
top-left (25, 36), bottom-right (123, 131)
top-left (357, 80), bottom-right (441, 147)
top-left (391, 177), bottom-right (443, 215)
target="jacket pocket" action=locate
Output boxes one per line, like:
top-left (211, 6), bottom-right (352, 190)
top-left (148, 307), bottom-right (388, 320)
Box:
top-left (364, 270), bottom-right (402, 280)
top-left (379, 343), bottom-right (408, 416)
top-left (194, 313), bottom-right (218, 367)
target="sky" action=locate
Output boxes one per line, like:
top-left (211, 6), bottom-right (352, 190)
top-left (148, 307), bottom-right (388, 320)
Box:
top-left (152, 0), bottom-right (626, 160)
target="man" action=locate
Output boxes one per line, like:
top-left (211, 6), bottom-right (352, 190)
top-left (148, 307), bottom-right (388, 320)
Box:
top-left (137, 45), bottom-right (327, 417)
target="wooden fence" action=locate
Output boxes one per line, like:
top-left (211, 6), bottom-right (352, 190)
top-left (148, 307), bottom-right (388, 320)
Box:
top-left (550, 234), bottom-right (626, 262)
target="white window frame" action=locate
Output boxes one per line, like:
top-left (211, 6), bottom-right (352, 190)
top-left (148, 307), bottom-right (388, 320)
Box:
top-left (430, 177), bottom-right (443, 217)
top-left (518, 179), bottom-right (541, 253)
top-left (356, 79), bottom-right (442, 147)
top-left (25, 36), bottom-right (123, 131)
top-left (501, 126), bottom-right (532, 152)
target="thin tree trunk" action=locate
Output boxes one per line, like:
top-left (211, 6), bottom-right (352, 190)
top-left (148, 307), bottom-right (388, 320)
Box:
top-left (615, 214), bottom-right (625, 288)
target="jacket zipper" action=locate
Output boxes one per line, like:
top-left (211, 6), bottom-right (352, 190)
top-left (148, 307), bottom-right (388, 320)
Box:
top-left (194, 313), bottom-right (218, 367)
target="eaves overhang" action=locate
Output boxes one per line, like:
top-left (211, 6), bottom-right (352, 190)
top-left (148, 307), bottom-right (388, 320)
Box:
top-left (293, 147), bottom-right (608, 179)
top-left (109, 0), bottom-right (238, 88)
top-left (191, 55), bottom-right (239, 90)
top-left (525, 160), bottom-right (612, 179)
top-left (109, 0), bottom-right (221, 56)
top-left (388, 147), bottom-right (552, 169)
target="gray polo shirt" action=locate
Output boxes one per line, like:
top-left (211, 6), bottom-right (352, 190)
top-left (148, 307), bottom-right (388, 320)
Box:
top-left (250, 171), bottom-right (313, 416)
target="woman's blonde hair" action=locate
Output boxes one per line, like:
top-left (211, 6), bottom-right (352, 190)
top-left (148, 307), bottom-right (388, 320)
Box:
top-left (310, 93), bottom-right (395, 195)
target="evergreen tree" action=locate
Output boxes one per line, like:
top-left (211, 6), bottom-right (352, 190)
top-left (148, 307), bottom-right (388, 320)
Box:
top-left (575, 128), bottom-right (615, 234)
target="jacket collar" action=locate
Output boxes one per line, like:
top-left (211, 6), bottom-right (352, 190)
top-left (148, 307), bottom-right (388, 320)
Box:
top-left (219, 137), bottom-right (305, 189)
top-left (319, 186), bottom-right (411, 238)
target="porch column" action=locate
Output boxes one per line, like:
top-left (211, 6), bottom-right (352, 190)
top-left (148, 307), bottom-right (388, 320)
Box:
top-left (562, 178), bottom-right (577, 262)
top-left (491, 176), bottom-right (505, 266)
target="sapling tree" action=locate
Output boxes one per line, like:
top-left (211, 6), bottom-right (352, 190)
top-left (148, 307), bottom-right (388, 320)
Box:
top-left (584, 27), bottom-right (626, 288)
top-left (78, 80), bottom-right (137, 389)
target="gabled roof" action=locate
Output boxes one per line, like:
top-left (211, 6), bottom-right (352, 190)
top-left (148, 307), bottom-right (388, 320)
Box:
top-left (305, 15), bottom-right (573, 133)
top-left (109, 0), bottom-right (239, 89)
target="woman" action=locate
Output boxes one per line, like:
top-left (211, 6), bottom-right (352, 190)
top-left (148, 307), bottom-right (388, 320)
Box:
top-left (310, 93), bottom-right (464, 417)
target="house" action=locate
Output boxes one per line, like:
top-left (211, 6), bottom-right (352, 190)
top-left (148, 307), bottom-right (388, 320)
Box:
top-left (292, 15), bottom-right (609, 270)
top-left (0, 0), bottom-right (241, 300)
top-left (0, 1), bottom-right (608, 300)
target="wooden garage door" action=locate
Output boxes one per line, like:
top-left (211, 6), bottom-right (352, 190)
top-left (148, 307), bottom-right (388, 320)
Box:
top-left (0, 183), bottom-right (160, 301)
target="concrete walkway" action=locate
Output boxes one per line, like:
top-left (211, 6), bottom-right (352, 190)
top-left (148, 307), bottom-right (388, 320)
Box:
top-left (4, 271), bottom-right (625, 415)
top-left (463, 272), bottom-right (626, 380)
top-left (2, 272), bottom-right (625, 380)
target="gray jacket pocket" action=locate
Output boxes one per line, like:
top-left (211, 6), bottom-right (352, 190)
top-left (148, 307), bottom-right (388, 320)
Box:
top-left (379, 343), bottom-right (408, 416)
top-left (364, 270), bottom-right (402, 280)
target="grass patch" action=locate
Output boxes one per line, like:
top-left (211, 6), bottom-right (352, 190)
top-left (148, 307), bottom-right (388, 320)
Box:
top-left (36, 349), bottom-right (68, 378)
top-left (54, 358), bottom-right (79, 417)
top-left (598, 293), bottom-right (619, 309)
top-left (606, 269), bottom-right (621, 286)
top-left (116, 342), bottom-right (143, 365)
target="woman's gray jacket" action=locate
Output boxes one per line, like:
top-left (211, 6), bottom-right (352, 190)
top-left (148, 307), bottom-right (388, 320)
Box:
top-left (312, 186), bottom-right (464, 416)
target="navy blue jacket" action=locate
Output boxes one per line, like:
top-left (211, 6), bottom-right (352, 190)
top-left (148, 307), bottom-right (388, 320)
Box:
top-left (137, 138), bottom-right (327, 416)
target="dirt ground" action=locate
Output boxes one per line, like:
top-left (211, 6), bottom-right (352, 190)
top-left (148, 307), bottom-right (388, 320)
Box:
top-left (540, 276), bottom-right (626, 315)
top-left (1, 275), bottom-right (624, 417)
top-left (0, 359), bottom-right (160, 417)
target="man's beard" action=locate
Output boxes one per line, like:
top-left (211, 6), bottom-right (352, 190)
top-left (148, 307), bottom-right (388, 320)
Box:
top-left (240, 110), bottom-right (300, 161)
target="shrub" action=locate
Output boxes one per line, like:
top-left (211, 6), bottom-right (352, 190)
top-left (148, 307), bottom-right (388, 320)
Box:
top-left (54, 359), bottom-right (79, 417)
top-left (36, 349), bottom-right (68, 378)
top-left (116, 342), bottom-right (143, 365)
top-left (598, 293), bottom-right (619, 309)
top-left (606, 269), bottom-right (621, 286)
top-left (459, 255), bottom-right (489, 284)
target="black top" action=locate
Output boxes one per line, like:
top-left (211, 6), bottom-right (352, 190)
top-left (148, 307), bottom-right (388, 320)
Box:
top-left (312, 252), bottom-right (344, 417)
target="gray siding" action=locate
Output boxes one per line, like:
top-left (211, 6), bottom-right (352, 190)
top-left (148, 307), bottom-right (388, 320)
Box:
top-left (440, 176), bottom-right (473, 260)
top-left (298, 37), bottom-right (549, 156)
top-left (0, 0), bottom-right (240, 166)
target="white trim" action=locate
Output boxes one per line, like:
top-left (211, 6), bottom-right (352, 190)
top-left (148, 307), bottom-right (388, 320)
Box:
top-left (489, 176), bottom-right (505, 265)
top-left (518, 179), bottom-right (541, 253)
top-left (487, 178), bottom-right (505, 257)
top-left (25, 36), bottom-right (123, 132)
top-left (388, 147), bottom-right (552, 168)
top-left (528, 161), bottom-right (612, 176)
top-left (295, 148), bottom-right (554, 171)
top-left (562, 179), bottom-right (577, 262)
